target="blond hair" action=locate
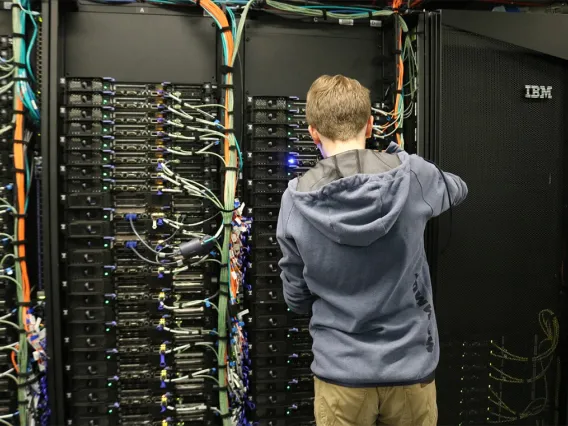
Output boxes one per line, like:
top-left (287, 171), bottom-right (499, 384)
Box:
top-left (306, 75), bottom-right (371, 141)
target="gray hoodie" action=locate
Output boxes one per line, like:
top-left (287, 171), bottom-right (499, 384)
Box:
top-left (276, 145), bottom-right (468, 386)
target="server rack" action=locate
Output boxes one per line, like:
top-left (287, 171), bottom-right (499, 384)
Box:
top-left (33, 5), bottom-right (568, 426)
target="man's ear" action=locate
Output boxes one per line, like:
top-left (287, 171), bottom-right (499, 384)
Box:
top-left (365, 116), bottom-right (374, 139)
top-left (308, 125), bottom-right (321, 145)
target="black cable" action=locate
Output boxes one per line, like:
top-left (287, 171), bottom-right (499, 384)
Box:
top-left (426, 160), bottom-right (453, 254)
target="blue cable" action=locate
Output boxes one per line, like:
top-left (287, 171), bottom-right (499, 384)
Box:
top-left (16, 0), bottom-right (37, 82)
top-left (226, 6), bottom-right (238, 40)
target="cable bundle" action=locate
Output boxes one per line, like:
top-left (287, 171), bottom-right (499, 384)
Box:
top-left (486, 310), bottom-right (559, 423)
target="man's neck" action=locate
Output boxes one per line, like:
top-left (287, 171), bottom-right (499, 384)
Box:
top-left (323, 139), bottom-right (366, 158)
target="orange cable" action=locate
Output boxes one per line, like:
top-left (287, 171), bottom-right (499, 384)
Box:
top-left (13, 98), bottom-right (31, 336)
top-left (11, 349), bottom-right (19, 373)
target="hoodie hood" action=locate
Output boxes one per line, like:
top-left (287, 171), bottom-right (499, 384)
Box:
top-left (287, 149), bottom-right (411, 247)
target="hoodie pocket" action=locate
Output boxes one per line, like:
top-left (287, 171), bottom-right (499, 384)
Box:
top-left (412, 273), bottom-right (434, 353)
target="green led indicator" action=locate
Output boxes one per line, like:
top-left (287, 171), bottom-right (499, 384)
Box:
top-left (108, 409), bottom-right (113, 414)
top-left (104, 272), bottom-right (109, 276)
top-left (103, 157), bottom-right (107, 161)
top-left (286, 411), bottom-right (290, 416)
top-left (104, 244), bottom-right (109, 248)
top-left (103, 172), bottom-right (108, 176)
top-left (103, 129), bottom-right (107, 133)
top-left (287, 335), bottom-right (290, 338)
top-left (103, 100), bottom-right (108, 105)
top-left (106, 327), bottom-right (110, 332)
top-left (106, 355), bottom-right (111, 360)
top-left (105, 300), bottom-right (110, 304)
top-left (103, 186), bottom-right (108, 190)
top-left (103, 215), bottom-right (108, 219)
top-left (107, 381), bottom-right (112, 386)
top-left (287, 386), bottom-right (290, 390)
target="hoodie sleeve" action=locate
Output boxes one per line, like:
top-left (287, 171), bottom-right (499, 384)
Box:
top-left (276, 190), bottom-right (315, 314)
top-left (412, 156), bottom-right (468, 218)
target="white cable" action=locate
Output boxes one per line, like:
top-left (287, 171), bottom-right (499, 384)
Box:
top-left (0, 368), bottom-right (14, 378)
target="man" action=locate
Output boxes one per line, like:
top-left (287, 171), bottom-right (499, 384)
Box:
top-left (276, 75), bottom-right (468, 426)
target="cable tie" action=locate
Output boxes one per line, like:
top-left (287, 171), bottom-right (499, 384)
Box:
top-left (195, 0), bottom-right (200, 5)
top-left (12, 239), bottom-right (27, 246)
top-left (11, 33), bottom-right (25, 39)
top-left (368, 11), bottom-right (373, 19)
top-left (12, 139), bottom-right (29, 146)
top-left (16, 301), bottom-right (32, 307)
top-left (13, 110), bottom-right (25, 116)
top-left (217, 334), bottom-right (230, 340)
top-left (226, 110), bottom-right (234, 116)
top-left (221, 166), bottom-right (239, 172)
top-left (394, 49), bottom-right (402, 55)
top-left (227, 145), bottom-right (238, 151)
top-left (217, 364), bottom-right (227, 369)
top-left (321, 10), bottom-right (327, 20)
top-left (18, 328), bottom-right (27, 335)
top-left (11, 212), bottom-right (27, 219)
top-left (216, 385), bottom-right (229, 392)
top-left (220, 412), bottom-right (231, 419)
top-left (395, 89), bottom-right (403, 94)
top-left (14, 256), bottom-right (26, 262)
top-left (13, 61), bottom-right (26, 69)
top-left (218, 26), bottom-right (232, 33)
top-left (220, 65), bottom-right (233, 75)
top-left (17, 371), bottom-right (32, 377)
top-left (13, 77), bottom-right (30, 82)
top-left (18, 399), bottom-right (29, 404)
top-left (223, 129), bottom-right (235, 135)
top-left (396, 128), bottom-right (403, 134)
top-left (219, 287), bottom-right (229, 295)
top-left (13, 167), bottom-right (26, 173)
top-left (219, 84), bottom-right (234, 90)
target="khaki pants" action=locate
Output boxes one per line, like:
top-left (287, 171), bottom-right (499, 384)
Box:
top-left (314, 377), bottom-right (437, 426)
